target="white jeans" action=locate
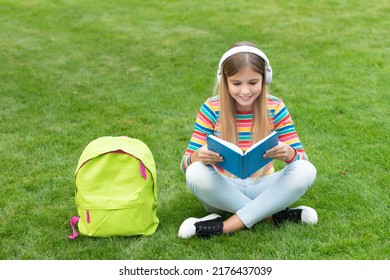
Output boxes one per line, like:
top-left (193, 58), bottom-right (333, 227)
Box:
top-left (185, 160), bottom-right (317, 228)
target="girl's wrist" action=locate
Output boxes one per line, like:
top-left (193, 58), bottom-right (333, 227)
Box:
top-left (285, 147), bottom-right (297, 163)
top-left (190, 149), bottom-right (200, 164)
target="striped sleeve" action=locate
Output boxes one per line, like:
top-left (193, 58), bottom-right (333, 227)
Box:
top-left (180, 98), bottom-right (218, 173)
top-left (271, 96), bottom-right (308, 162)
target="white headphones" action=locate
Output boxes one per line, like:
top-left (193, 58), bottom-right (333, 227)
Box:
top-left (217, 45), bottom-right (272, 85)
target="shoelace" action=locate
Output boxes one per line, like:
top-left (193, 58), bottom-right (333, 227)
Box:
top-left (273, 208), bottom-right (302, 225)
top-left (285, 208), bottom-right (301, 220)
top-left (197, 224), bottom-right (222, 232)
top-left (195, 218), bottom-right (224, 237)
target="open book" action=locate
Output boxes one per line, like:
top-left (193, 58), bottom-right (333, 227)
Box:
top-left (207, 131), bottom-right (278, 179)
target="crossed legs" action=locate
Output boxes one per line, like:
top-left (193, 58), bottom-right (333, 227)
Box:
top-left (184, 160), bottom-right (317, 233)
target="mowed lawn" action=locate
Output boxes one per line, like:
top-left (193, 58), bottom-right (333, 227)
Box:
top-left (0, 0), bottom-right (389, 260)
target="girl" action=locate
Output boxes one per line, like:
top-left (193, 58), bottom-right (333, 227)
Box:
top-left (178, 42), bottom-right (317, 239)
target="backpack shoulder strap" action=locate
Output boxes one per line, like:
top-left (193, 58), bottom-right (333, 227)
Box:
top-left (67, 216), bottom-right (80, 239)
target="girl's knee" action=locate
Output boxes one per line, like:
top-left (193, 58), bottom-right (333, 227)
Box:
top-left (305, 161), bottom-right (316, 185)
top-left (186, 162), bottom-right (211, 184)
top-left (185, 162), bottom-right (217, 193)
top-left (296, 160), bottom-right (316, 179)
top-left (290, 160), bottom-right (315, 175)
top-left (286, 160), bottom-right (317, 190)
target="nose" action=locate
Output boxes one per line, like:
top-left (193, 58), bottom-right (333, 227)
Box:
top-left (241, 84), bottom-right (251, 95)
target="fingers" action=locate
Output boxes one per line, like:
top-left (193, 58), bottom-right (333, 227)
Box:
top-left (263, 150), bottom-right (286, 160)
top-left (199, 147), bottom-right (223, 164)
top-left (264, 143), bottom-right (289, 160)
top-left (202, 154), bottom-right (223, 164)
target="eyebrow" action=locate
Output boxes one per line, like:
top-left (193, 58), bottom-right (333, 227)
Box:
top-left (230, 78), bottom-right (261, 83)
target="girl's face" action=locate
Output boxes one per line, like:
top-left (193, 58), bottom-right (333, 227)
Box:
top-left (226, 67), bottom-right (263, 111)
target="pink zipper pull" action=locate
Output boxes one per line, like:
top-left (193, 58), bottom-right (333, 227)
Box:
top-left (140, 162), bottom-right (147, 180)
top-left (86, 210), bottom-right (90, 223)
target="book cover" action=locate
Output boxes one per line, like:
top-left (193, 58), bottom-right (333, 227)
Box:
top-left (207, 131), bottom-right (278, 179)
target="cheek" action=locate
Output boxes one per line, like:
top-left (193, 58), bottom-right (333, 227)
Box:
top-left (253, 85), bottom-right (263, 95)
top-left (227, 85), bottom-right (240, 96)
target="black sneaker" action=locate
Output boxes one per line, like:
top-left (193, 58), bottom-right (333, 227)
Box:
top-left (178, 214), bottom-right (224, 239)
top-left (272, 206), bottom-right (318, 225)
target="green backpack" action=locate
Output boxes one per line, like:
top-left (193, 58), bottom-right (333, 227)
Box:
top-left (68, 136), bottom-right (158, 238)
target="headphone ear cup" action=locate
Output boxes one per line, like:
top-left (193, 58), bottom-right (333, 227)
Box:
top-left (217, 69), bottom-right (221, 84)
top-left (265, 64), bottom-right (272, 85)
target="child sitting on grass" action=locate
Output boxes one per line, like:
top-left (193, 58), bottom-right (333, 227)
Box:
top-left (178, 41), bottom-right (318, 239)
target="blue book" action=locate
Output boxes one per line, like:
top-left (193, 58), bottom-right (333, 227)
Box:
top-left (207, 131), bottom-right (278, 179)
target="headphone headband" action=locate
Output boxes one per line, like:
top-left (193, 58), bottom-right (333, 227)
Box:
top-left (217, 45), bottom-right (272, 85)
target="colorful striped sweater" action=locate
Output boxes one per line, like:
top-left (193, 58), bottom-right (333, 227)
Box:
top-left (180, 94), bottom-right (308, 176)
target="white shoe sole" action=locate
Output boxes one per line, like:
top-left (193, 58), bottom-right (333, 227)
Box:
top-left (178, 213), bottom-right (222, 239)
top-left (295, 206), bottom-right (318, 225)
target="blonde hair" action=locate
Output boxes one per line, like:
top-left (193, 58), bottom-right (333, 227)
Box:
top-left (216, 42), bottom-right (272, 176)
top-left (217, 42), bottom-right (271, 143)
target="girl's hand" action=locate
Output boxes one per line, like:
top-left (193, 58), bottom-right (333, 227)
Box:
top-left (193, 145), bottom-right (223, 165)
top-left (263, 141), bottom-right (295, 161)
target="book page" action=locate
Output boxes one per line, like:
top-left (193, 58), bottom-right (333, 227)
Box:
top-left (208, 135), bottom-right (243, 155)
top-left (245, 131), bottom-right (278, 154)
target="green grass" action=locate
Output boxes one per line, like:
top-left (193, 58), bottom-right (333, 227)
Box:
top-left (0, 0), bottom-right (389, 260)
